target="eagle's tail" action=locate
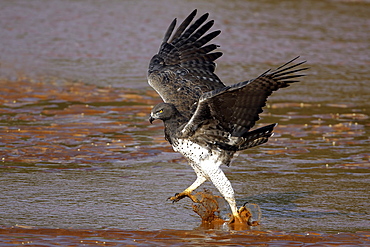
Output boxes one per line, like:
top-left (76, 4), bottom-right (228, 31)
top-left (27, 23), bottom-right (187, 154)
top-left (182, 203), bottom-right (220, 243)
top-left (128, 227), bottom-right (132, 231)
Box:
top-left (237, 123), bottom-right (276, 151)
top-left (214, 123), bottom-right (276, 152)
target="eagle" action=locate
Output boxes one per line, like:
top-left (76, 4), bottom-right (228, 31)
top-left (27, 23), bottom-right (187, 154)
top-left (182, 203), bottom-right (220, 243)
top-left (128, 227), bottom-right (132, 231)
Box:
top-left (147, 9), bottom-right (307, 223)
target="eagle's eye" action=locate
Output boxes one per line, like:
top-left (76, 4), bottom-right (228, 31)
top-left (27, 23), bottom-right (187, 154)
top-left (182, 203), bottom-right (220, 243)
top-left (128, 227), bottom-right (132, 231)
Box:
top-left (158, 109), bottom-right (163, 114)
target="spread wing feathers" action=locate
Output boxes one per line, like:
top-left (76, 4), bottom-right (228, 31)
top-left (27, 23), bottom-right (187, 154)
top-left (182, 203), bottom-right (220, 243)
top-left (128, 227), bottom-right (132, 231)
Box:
top-left (191, 123), bottom-right (276, 153)
top-left (181, 57), bottom-right (308, 147)
top-left (148, 9), bottom-right (225, 118)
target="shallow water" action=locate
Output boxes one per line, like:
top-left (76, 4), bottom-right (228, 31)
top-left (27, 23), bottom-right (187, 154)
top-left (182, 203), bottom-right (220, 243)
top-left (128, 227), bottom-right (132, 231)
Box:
top-left (0, 0), bottom-right (369, 245)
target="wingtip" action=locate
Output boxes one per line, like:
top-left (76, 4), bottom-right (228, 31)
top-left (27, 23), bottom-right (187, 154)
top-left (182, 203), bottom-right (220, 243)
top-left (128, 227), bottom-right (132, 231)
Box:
top-left (274, 56), bottom-right (305, 71)
top-left (187, 9), bottom-right (198, 21)
top-left (163, 18), bottom-right (177, 43)
top-left (269, 56), bottom-right (309, 80)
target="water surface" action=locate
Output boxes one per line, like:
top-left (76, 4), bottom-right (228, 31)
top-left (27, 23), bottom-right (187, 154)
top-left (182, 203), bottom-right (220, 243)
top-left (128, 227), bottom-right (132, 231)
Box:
top-left (0, 0), bottom-right (369, 245)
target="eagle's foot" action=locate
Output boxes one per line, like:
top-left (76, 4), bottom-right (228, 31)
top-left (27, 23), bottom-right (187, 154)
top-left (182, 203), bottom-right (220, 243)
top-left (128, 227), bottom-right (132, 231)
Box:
top-left (168, 191), bottom-right (199, 203)
top-left (228, 205), bottom-right (258, 226)
top-left (228, 213), bottom-right (244, 224)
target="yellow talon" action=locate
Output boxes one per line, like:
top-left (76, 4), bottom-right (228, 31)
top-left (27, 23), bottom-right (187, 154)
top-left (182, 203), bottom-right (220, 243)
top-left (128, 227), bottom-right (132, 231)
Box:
top-left (168, 191), bottom-right (199, 203)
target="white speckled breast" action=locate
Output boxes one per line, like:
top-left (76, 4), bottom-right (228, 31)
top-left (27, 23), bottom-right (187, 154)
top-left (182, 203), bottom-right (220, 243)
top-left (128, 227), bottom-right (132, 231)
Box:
top-left (173, 139), bottom-right (220, 166)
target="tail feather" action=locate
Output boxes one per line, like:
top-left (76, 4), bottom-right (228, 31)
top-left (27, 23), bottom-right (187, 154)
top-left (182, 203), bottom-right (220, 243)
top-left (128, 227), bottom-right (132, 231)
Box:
top-left (238, 123), bottom-right (276, 150)
top-left (214, 123), bottom-right (277, 151)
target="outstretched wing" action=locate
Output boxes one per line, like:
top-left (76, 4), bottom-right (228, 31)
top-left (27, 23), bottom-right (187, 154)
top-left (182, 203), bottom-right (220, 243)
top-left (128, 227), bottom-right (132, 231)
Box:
top-left (181, 57), bottom-right (308, 140)
top-left (148, 9), bottom-right (225, 119)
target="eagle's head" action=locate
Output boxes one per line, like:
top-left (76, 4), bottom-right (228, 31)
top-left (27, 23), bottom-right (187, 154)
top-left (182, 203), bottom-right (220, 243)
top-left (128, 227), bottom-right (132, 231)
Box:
top-left (149, 103), bottom-right (178, 124)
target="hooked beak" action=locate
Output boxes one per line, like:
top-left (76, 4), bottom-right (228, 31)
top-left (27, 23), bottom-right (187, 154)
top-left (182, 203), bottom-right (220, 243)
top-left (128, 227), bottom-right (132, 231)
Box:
top-left (149, 116), bottom-right (155, 124)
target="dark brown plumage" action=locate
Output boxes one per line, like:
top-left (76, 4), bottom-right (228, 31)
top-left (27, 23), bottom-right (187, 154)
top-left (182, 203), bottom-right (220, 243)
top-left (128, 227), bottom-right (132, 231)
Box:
top-left (148, 9), bottom-right (308, 223)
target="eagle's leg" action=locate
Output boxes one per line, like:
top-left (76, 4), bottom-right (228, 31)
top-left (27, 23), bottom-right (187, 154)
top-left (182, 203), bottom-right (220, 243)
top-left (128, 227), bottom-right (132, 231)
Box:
top-left (168, 171), bottom-right (207, 203)
top-left (205, 165), bottom-right (244, 224)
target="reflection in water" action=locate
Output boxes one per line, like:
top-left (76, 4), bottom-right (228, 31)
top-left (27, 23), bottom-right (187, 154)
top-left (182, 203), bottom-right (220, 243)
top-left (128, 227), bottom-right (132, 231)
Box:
top-left (0, 0), bottom-right (369, 245)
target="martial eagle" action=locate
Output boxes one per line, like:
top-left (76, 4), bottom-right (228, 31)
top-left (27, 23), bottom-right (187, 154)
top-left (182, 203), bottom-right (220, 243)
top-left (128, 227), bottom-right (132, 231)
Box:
top-left (147, 9), bottom-right (307, 223)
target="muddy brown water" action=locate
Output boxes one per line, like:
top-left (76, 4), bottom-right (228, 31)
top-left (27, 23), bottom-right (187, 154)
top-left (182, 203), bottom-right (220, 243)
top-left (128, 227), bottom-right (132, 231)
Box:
top-left (0, 0), bottom-right (369, 245)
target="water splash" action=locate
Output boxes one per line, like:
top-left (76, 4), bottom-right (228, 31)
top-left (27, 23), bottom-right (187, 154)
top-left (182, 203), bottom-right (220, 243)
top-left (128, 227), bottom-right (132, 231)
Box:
top-left (191, 189), bottom-right (261, 228)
